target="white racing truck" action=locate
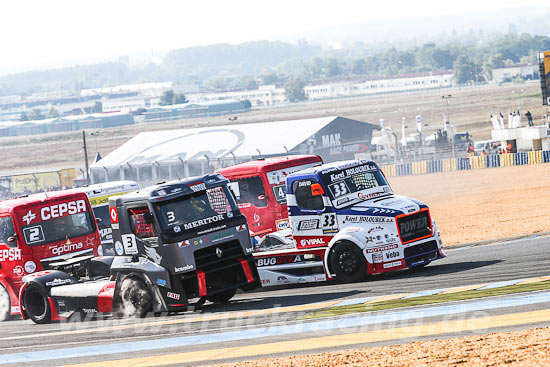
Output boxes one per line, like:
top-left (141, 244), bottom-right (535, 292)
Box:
top-left (253, 159), bottom-right (446, 285)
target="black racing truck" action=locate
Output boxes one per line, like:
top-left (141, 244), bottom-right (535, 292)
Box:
top-left (19, 174), bottom-right (261, 324)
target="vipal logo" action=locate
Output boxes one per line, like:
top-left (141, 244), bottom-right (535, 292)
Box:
top-left (23, 210), bottom-right (36, 225)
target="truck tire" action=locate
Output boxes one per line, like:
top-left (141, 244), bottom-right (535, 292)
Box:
top-left (206, 288), bottom-right (237, 304)
top-left (329, 242), bottom-right (366, 283)
top-left (0, 284), bottom-right (10, 321)
top-left (119, 277), bottom-right (152, 318)
top-left (23, 284), bottom-right (52, 324)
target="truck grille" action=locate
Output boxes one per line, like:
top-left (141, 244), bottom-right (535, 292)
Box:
top-left (194, 240), bottom-right (244, 269)
top-left (404, 240), bottom-right (439, 266)
top-left (396, 210), bottom-right (432, 243)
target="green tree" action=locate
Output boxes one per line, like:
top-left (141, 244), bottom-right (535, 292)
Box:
top-left (284, 78), bottom-right (307, 102)
top-left (351, 59), bottom-right (367, 75)
top-left (241, 99), bottom-right (252, 108)
top-left (159, 89), bottom-right (175, 106)
top-left (173, 93), bottom-right (188, 104)
top-left (453, 55), bottom-right (477, 84)
top-left (29, 108), bottom-right (45, 120)
top-left (47, 107), bottom-right (59, 118)
top-left (20, 112), bottom-right (29, 121)
top-left (325, 58), bottom-right (341, 77)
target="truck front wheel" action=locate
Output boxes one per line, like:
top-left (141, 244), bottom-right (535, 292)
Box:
top-left (23, 285), bottom-right (52, 324)
top-left (0, 284), bottom-right (10, 321)
top-left (329, 242), bottom-right (366, 283)
top-left (119, 277), bottom-right (152, 318)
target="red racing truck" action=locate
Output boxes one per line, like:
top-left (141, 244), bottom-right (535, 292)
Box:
top-left (216, 155), bottom-right (322, 236)
top-left (0, 191), bottom-right (100, 320)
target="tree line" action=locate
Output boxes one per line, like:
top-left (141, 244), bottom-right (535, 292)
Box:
top-left (1, 33), bottom-right (549, 98)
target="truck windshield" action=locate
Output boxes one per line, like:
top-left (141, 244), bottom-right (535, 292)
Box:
top-left (21, 212), bottom-right (95, 246)
top-left (155, 186), bottom-right (238, 237)
top-left (321, 163), bottom-right (391, 208)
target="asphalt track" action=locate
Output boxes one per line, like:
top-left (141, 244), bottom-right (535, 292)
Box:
top-left (1, 235), bottom-right (549, 366)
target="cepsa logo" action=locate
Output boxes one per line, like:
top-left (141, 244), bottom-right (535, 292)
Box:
top-left (0, 248), bottom-right (21, 262)
top-left (51, 242), bottom-right (83, 256)
top-left (41, 200), bottom-right (87, 221)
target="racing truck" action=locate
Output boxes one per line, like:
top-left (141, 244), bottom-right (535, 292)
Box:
top-left (19, 174), bottom-right (261, 324)
top-left (253, 159), bottom-right (446, 286)
top-left (216, 155), bottom-right (322, 236)
top-left (0, 191), bottom-right (101, 321)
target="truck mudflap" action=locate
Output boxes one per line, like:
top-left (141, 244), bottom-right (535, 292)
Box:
top-left (191, 256), bottom-right (260, 297)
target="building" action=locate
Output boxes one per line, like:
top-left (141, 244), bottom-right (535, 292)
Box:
top-left (89, 116), bottom-right (379, 185)
top-left (492, 64), bottom-right (539, 83)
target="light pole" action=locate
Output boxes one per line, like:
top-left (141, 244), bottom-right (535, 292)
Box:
top-left (512, 89), bottom-right (526, 112)
top-left (441, 94), bottom-right (452, 124)
top-left (441, 95), bottom-right (453, 157)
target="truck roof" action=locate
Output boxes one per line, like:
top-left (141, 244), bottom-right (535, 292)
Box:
top-left (110, 173), bottom-right (229, 205)
top-left (78, 181), bottom-right (139, 198)
top-left (217, 155), bottom-right (322, 178)
top-left (0, 190), bottom-right (88, 214)
top-left (287, 159), bottom-right (378, 178)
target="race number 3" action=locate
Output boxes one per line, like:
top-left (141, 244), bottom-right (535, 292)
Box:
top-left (121, 234), bottom-right (138, 254)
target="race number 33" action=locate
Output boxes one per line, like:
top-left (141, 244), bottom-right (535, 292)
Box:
top-left (321, 213), bottom-right (337, 229)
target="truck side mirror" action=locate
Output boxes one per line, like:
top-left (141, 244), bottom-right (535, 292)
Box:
top-left (311, 183), bottom-right (324, 196)
top-left (7, 235), bottom-right (17, 248)
top-left (258, 195), bottom-right (266, 201)
top-left (95, 218), bottom-right (102, 224)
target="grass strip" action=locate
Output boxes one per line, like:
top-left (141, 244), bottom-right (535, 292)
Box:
top-left (305, 280), bottom-right (550, 319)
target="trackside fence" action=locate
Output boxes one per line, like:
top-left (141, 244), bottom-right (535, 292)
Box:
top-left (381, 150), bottom-right (550, 178)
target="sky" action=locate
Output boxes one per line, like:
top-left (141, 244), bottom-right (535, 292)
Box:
top-left (1, 0), bottom-right (549, 75)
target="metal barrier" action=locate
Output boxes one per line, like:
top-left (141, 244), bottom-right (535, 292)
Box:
top-left (469, 156), bottom-right (486, 169)
top-left (412, 161), bottom-right (428, 175)
top-left (442, 158), bottom-right (456, 172)
top-left (514, 152), bottom-right (529, 165)
top-left (428, 159), bottom-right (443, 173)
top-left (486, 154), bottom-right (500, 168)
top-left (456, 157), bottom-right (471, 170)
top-left (500, 153), bottom-right (515, 167)
top-left (397, 163), bottom-right (412, 176)
top-left (528, 151), bottom-right (542, 165)
top-left (381, 164), bottom-right (397, 177)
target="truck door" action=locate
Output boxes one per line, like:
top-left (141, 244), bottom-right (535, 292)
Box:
top-left (289, 179), bottom-right (336, 249)
top-left (228, 175), bottom-right (273, 235)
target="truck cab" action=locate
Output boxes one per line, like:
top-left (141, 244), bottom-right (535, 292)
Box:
top-left (216, 155), bottom-right (322, 236)
top-left (255, 160), bottom-right (445, 285)
top-left (19, 174), bottom-right (260, 324)
top-left (0, 191), bottom-right (100, 320)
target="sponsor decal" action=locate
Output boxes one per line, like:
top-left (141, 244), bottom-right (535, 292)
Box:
top-left (323, 228), bottom-right (339, 234)
top-left (40, 200), bottom-right (87, 221)
top-left (25, 261), bottom-right (36, 273)
top-left (114, 241), bottom-right (124, 255)
top-left (51, 243), bottom-right (83, 256)
top-left (275, 219), bottom-right (289, 230)
top-left (385, 250), bottom-right (400, 259)
top-left (367, 226), bottom-right (384, 234)
top-left (11, 306), bottom-right (20, 314)
top-left (174, 226), bottom-right (181, 233)
top-left (157, 189), bottom-right (167, 196)
top-left (261, 279), bottom-right (270, 285)
top-left (237, 203), bottom-right (252, 209)
top-left (13, 265), bottom-right (24, 276)
top-left (236, 224), bottom-right (247, 232)
top-left (174, 264), bottom-right (194, 272)
top-left (372, 253), bottom-right (383, 263)
top-left (299, 238), bottom-right (326, 247)
top-left (167, 292), bottom-right (180, 300)
top-left (227, 211), bottom-right (233, 218)
top-left (189, 182), bottom-right (206, 192)
top-left (336, 197), bottom-right (350, 206)
top-left (298, 219), bottom-right (319, 231)
top-left (383, 187), bottom-right (392, 193)
top-left (212, 234), bottom-right (234, 244)
top-left (366, 244), bottom-right (398, 254)
top-left (382, 199), bottom-right (405, 206)
top-left (82, 308), bottom-right (97, 313)
top-left (314, 275), bottom-right (326, 282)
top-left (399, 217), bottom-right (429, 233)
top-left (45, 278), bottom-right (72, 287)
top-left (298, 181), bottom-right (312, 187)
top-left (22, 210), bottom-right (36, 225)
top-left (403, 205), bottom-right (417, 214)
top-left (253, 213), bottom-right (260, 223)
top-left (183, 214), bottom-right (225, 230)
top-left (156, 278), bottom-right (167, 286)
top-left (256, 255), bottom-right (303, 267)
top-left (297, 277), bottom-right (308, 283)
top-left (0, 248), bottom-right (21, 262)
top-left (177, 240), bottom-right (189, 248)
top-left (277, 276), bottom-right (290, 283)
top-left (109, 207), bottom-right (119, 224)
top-left (358, 191), bottom-right (385, 201)
top-left (343, 216), bottom-right (393, 224)
top-left (383, 260), bottom-right (402, 269)
top-left (99, 227), bottom-right (113, 240)
top-left (328, 164), bottom-right (378, 183)
top-left (371, 208), bottom-right (397, 214)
